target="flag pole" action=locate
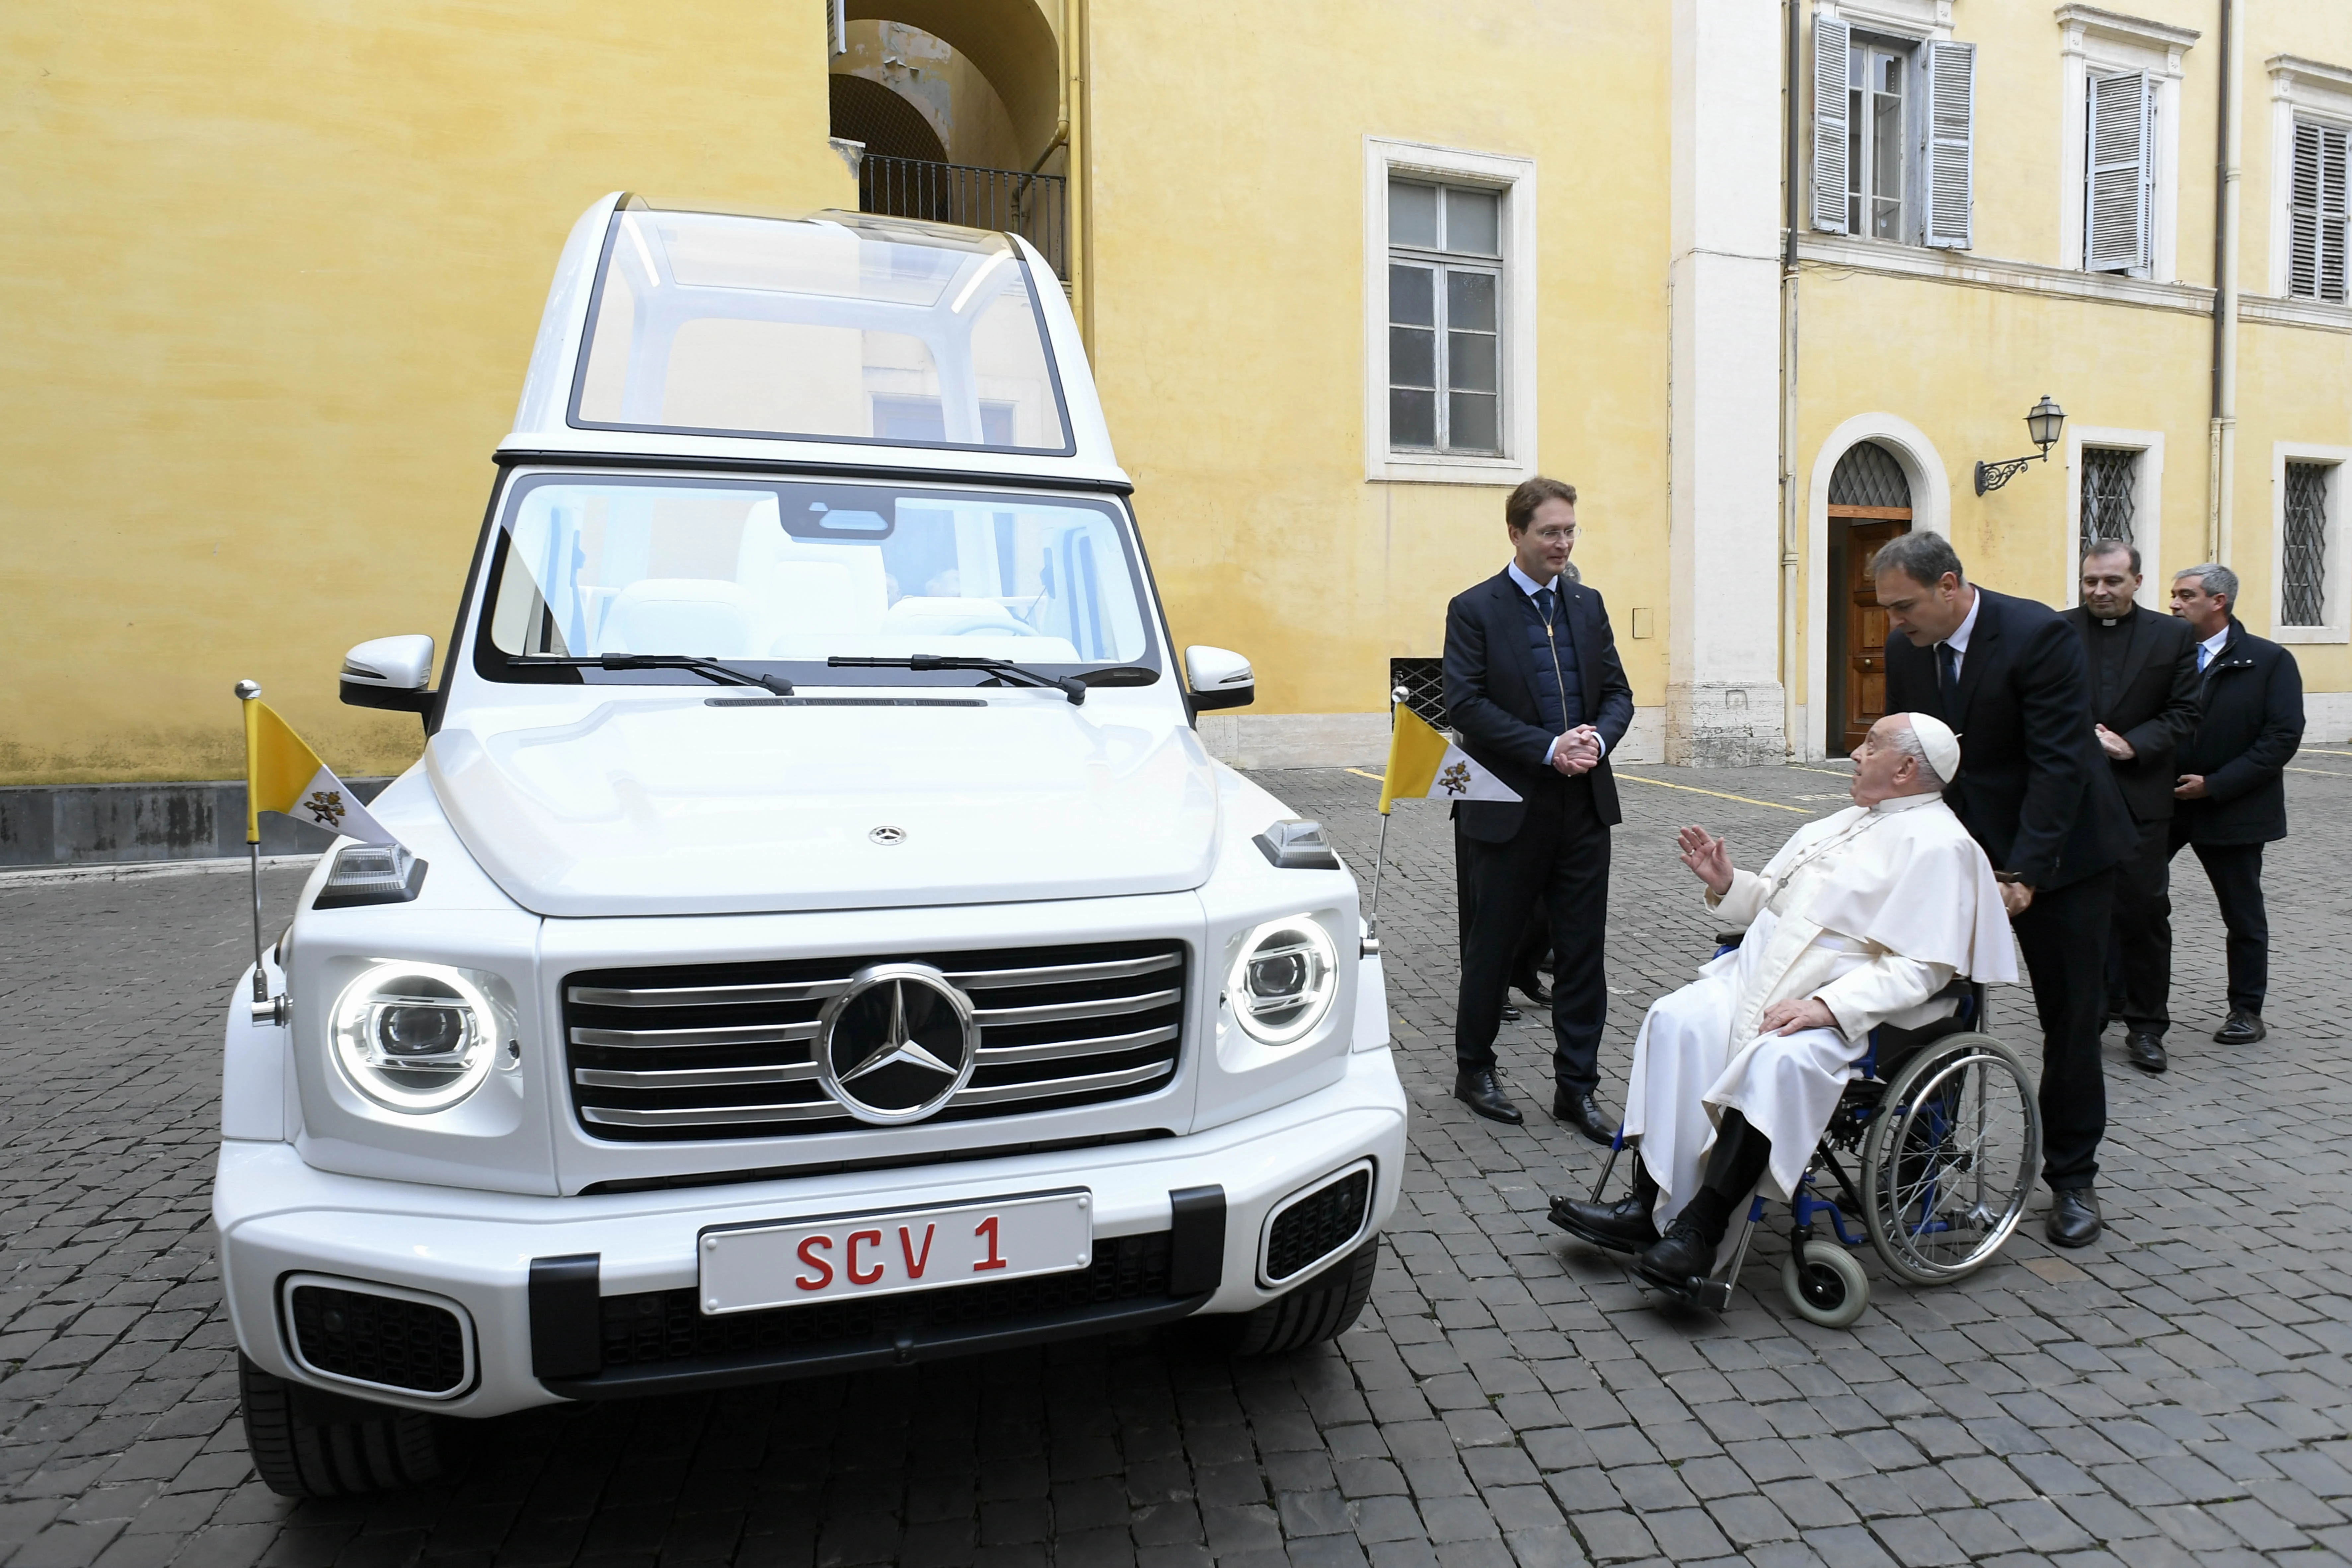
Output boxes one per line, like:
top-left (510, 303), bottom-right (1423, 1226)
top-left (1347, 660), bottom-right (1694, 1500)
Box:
top-left (1367, 684), bottom-right (1408, 944)
top-left (235, 680), bottom-right (266, 1005)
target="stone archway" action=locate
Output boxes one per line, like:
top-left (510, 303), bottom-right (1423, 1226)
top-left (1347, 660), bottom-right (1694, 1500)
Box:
top-left (845, 0), bottom-right (1063, 166)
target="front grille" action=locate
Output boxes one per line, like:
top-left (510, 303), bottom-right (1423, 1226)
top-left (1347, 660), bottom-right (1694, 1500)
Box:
top-left (287, 1284), bottom-right (468, 1395)
top-left (562, 940), bottom-right (1187, 1141)
top-left (600, 1231), bottom-right (1175, 1368)
top-left (1264, 1166), bottom-right (1372, 1284)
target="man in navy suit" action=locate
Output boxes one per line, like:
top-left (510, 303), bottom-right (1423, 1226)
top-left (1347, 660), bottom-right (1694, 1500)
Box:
top-left (1876, 532), bottom-right (2137, 1247)
top-left (1442, 477), bottom-right (1636, 1138)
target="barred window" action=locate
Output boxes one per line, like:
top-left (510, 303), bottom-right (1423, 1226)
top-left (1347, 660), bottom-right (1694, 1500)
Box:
top-left (2080, 447), bottom-right (2138, 561)
top-left (2282, 461), bottom-right (2331, 627)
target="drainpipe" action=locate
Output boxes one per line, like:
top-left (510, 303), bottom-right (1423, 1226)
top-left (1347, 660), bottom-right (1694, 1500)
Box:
top-left (2207, 0), bottom-right (2241, 563)
top-left (1780, 0), bottom-right (1804, 760)
top-left (1066, 0), bottom-right (1092, 345)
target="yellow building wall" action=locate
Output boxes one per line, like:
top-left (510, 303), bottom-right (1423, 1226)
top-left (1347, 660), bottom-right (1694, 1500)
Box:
top-left (0, 0), bottom-right (853, 785)
top-left (1084, 0), bottom-right (1675, 720)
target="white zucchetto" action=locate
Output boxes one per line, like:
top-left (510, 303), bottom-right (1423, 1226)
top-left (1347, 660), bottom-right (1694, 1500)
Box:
top-left (1903, 712), bottom-right (1962, 784)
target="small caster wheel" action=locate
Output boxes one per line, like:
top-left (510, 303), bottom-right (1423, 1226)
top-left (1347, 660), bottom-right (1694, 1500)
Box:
top-left (1781, 1240), bottom-right (1869, 1328)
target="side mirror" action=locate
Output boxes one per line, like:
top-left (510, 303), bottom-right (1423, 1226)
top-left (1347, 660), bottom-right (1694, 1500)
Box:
top-left (1184, 645), bottom-right (1254, 711)
top-left (341, 634), bottom-right (436, 714)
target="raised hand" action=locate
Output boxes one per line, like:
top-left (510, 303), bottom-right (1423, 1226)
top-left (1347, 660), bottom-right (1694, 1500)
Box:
top-left (1676, 825), bottom-right (1732, 896)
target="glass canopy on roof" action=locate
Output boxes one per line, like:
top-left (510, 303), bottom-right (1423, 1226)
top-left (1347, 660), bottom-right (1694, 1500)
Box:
top-left (569, 205), bottom-right (1070, 453)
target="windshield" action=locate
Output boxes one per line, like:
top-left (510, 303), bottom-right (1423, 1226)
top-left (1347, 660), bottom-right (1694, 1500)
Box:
top-left (481, 475), bottom-right (1153, 681)
top-left (570, 207), bottom-right (1070, 453)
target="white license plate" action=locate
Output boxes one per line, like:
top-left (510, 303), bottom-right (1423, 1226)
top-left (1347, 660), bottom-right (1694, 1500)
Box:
top-left (697, 1189), bottom-right (1094, 1314)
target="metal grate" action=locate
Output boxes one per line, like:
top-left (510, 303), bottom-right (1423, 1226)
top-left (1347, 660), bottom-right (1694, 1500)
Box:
top-left (562, 941), bottom-right (1185, 1142)
top-left (598, 1232), bottom-right (1176, 1368)
top-left (1265, 1167), bottom-right (1372, 1283)
top-left (1828, 442), bottom-right (1912, 509)
top-left (1389, 658), bottom-right (1448, 731)
top-left (858, 154), bottom-right (1069, 280)
top-left (2080, 447), bottom-right (2138, 561)
top-left (288, 1285), bottom-right (468, 1395)
top-left (2284, 462), bottom-right (2332, 627)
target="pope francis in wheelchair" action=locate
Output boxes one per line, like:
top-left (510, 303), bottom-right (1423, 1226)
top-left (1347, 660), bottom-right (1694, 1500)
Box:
top-left (1551, 711), bottom-right (2036, 1324)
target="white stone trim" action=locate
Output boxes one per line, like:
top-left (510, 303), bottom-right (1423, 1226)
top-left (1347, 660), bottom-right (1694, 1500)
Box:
top-left (1802, 413), bottom-right (1954, 761)
top-left (1362, 138), bottom-right (1538, 486)
top-left (1799, 232), bottom-right (2215, 313)
top-left (2266, 58), bottom-right (2352, 299)
top-left (1819, 0), bottom-right (1951, 42)
top-left (2270, 442), bottom-right (2352, 644)
top-left (2306, 690), bottom-right (2352, 743)
top-left (2055, 9), bottom-right (2194, 279)
top-left (2241, 292), bottom-right (2352, 333)
top-left (2066, 425), bottom-right (2165, 609)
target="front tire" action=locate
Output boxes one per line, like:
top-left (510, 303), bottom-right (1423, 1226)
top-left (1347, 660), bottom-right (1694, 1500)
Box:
top-left (1780, 1241), bottom-right (1870, 1328)
top-left (239, 1353), bottom-right (447, 1498)
top-left (1231, 1239), bottom-right (1379, 1356)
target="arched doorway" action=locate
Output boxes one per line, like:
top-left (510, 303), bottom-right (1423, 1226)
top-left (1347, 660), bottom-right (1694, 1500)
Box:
top-left (1824, 441), bottom-right (1913, 754)
top-left (829, 74), bottom-right (948, 164)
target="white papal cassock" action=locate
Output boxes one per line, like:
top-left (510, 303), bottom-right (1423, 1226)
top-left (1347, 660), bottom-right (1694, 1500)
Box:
top-left (1622, 791), bottom-right (2017, 1230)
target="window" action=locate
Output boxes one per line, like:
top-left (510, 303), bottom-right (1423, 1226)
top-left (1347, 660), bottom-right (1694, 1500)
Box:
top-left (2288, 119), bottom-right (2349, 303)
top-left (1387, 181), bottom-right (1503, 455)
top-left (2066, 428), bottom-right (2163, 606)
top-left (2282, 461), bottom-right (2330, 625)
top-left (1364, 139), bottom-right (1537, 484)
top-left (2084, 72), bottom-right (2156, 274)
top-left (2055, 9), bottom-right (2193, 281)
top-left (1811, 18), bottom-right (1974, 248)
top-left (2079, 447), bottom-right (2138, 558)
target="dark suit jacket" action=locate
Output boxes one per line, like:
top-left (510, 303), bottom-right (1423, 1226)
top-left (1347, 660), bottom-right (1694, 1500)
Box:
top-left (2176, 617), bottom-right (2304, 845)
top-left (2059, 604), bottom-right (2201, 822)
top-left (1441, 568), bottom-right (1635, 843)
top-left (1884, 586), bottom-right (2136, 890)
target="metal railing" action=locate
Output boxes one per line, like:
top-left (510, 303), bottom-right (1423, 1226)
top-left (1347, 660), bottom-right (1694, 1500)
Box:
top-left (857, 153), bottom-right (1069, 279)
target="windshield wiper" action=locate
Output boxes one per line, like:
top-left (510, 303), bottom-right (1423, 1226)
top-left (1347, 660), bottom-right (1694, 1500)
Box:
top-left (829, 654), bottom-right (1086, 705)
top-left (512, 654), bottom-right (794, 695)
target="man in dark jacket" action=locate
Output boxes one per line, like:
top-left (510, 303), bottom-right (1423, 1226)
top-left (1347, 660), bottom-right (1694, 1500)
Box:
top-left (1443, 477), bottom-right (1635, 1138)
top-left (1876, 532), bottom-right (2137, 1247)
top-left (2168, 563), bottom-right (2305, 1046)
top-left (2063, 541), bottom-right (2201, 1074)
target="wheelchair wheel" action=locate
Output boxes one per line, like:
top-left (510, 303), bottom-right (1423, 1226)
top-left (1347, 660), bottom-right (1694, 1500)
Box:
top-left (1781, 1240), bottom-right (1869, 1328)
top-left (1860, 1031), bottom-right (2040, 1286)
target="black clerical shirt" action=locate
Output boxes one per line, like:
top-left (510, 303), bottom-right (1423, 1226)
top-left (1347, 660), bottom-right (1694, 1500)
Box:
top-left (2086, 604), bottom-right (2137, 716)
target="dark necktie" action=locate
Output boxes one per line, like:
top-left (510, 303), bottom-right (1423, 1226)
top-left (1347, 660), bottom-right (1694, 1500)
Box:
top-left (1533, 587), bottom-right (1557, 628)
top-left (1935, 641), bottom-right (1959, 713)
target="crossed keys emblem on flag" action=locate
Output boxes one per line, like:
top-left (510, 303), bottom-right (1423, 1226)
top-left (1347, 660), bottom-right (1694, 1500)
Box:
top-left (1438, 762), bottom-right (1472, 797)
top-left (302, 790), bottom-right (347, 828)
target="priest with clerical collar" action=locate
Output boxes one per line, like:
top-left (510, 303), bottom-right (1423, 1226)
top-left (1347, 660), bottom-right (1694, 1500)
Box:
top-left (1549, 711), bottom-right (2016, 1297)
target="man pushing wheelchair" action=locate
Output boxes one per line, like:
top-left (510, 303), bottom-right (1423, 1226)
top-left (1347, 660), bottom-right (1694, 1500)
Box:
top-left (1551, 711), bottom-right (2019, 1304)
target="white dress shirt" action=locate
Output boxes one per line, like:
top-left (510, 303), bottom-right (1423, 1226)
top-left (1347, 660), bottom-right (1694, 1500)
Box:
top-left (1936, 590), bottom-right (1984, 680)
top-left (2197, 625), bottom-right (2229, 671)
top-left (1504, 560), bottom-right (1607, 761)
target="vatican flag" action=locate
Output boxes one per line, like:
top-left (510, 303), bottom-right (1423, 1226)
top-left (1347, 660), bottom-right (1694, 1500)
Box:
top-left (240, 694), bottom-right (400, 848)
top-left (1377, 705), bottom-right (1522, 815)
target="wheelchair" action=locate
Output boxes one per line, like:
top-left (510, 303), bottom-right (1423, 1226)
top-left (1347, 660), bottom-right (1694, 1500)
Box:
top-left (1584, 934), bottom-right (2041, 1328)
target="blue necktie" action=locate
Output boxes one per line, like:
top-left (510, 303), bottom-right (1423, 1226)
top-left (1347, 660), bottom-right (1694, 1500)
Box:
top-left (1533, 586), bottom-right (1556, 627)
top-left (2197, 644), bottom-right (2212, 673)
top-left (1936, 641), bottom-right (1959, 711)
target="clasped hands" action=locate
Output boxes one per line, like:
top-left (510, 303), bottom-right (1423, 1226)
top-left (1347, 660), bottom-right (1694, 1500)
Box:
top-left (1552, 724), bottom-right (1602, 776)
top-left (1673, 825), bottom-right (1837, 1036)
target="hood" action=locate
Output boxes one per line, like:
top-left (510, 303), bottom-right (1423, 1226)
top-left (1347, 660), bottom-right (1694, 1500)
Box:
top-left (426, 697), bottom-right (1221, 917)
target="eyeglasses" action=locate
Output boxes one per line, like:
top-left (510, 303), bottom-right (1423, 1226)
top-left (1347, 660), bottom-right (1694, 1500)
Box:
top-left (1528, 526), bottom-right (1578, 543)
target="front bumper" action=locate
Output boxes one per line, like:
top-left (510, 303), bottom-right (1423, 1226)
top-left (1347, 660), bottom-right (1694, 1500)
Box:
top-left (216, 1047), bottom-right (1404, 1417)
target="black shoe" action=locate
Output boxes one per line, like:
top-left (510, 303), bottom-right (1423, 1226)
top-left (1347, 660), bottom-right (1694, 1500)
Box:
top-left (1455, 1068), bottom-right (1523, 1125)
top-left (1512, 970), bottom-right (1553, 1008)
top-left (2046, 1187), bottom-right (2102, 1248)
top-left (1633, 1219), bottom-right (1717, 1296)
top-left (1548, 1192), bottom-right (1660, 1254)
top-left (1501, 1004), bottom-right (1522, 1023)
top-left (2124, 1029), bottom-right (2168, 1074)
top-left (1552, 1088), bottom-right (1617, 1147)
top-left (2213, 1010), bottom-right (2266, 1045)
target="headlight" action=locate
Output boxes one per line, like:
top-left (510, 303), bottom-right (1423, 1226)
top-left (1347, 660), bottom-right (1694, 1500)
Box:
top-left (1227, 917), bottom-right (1340, 1046)
top-left (330, 962), bottom-right (498, 1113)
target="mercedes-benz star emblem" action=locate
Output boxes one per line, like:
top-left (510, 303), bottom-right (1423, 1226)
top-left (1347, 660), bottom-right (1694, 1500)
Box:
top-left (816, 963), bottom-right (978, 1124)
top-left (869, 825), bottom-right (906, 845)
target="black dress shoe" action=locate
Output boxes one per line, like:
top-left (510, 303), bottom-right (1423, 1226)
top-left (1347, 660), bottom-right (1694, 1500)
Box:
top-left (2213, 1009), bottom-right (2266, 1045)
top-left (2124, 1029), bottom-right (2168, 1074)
top-left (1455, 1068), bottom-right (1523, 1125)
top-left (1548, 1192), bottom-right (1660, 1254)
top-left (1552, 1088), bottom-right (1617, 1147)
top-left (1633, 1219), bottom-right (1716, 1296)
top-left (2046, 1187), bottom-right (2102, 1248)
top-left (1512, 970), bottom-right (1554, 1008)
top-left (1501, 1004), bottom-right (1522, 1023)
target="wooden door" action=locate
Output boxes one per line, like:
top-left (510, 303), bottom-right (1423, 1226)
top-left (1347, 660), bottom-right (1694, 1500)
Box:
top-left (1834, 516), bottom-right (1908, 752)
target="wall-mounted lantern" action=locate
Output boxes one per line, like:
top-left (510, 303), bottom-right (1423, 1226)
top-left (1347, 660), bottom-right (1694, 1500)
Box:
top-left (1973, 395), bottom-right (2067, 495)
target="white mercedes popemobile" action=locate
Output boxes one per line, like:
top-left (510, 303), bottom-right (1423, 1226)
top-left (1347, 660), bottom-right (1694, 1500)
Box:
top-left (215, 196), bottom-right (1406, 1496)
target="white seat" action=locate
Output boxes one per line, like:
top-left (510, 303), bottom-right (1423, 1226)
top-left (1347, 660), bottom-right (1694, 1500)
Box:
top-left (600, 579), bottom-right (765, 658)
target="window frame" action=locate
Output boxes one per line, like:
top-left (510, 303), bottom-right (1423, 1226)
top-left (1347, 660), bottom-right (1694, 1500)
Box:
top-left (2063, 427), bottom-right (2165, 610)
top-left (2270, 442), bottom-right (2352, 644)
top-left (1385, 185), bottom-right (1506, 457)
top-left (2266, 57), bottom-right (2352, 307)
top-left (1364, 138), bottom-right (1538, 485)
top-left (1847, 36), bottom-right (1920, 243)
top-left (2054, 7), bottom-right (2193, 282)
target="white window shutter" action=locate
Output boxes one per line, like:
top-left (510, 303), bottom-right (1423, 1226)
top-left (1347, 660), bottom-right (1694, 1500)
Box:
top-left (827, 0), bottom-right (847, 55)
top-left (2289, 121), bottom-right (2351, 302)
top-left (1923, 40), bottom-right (1975, 249)
top-left (2086, 72), bottom-right (2150, 274)
top-left (2329, 125), bottom-right (2352, 303)
top-left (1811, 18), bottom-right (1852, 234)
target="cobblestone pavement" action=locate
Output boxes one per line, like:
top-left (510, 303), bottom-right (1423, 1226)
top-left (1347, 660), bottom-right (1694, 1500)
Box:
top-left (3, 755), bottom-right (2352, 1568)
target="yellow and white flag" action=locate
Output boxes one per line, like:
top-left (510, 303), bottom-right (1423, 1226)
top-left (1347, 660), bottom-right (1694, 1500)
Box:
top-left (241, 696), bottom-right (400, 848)
top-left (1377, 705), bottom-right (1522, 815)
